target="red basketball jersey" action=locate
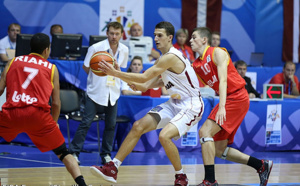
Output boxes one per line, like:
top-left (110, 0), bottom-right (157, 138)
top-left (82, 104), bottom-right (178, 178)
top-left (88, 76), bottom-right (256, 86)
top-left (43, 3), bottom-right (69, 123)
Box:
top-left (193, 46), bottom-right (245, 94)
top-left (2, 53), bottom-right (55, 109)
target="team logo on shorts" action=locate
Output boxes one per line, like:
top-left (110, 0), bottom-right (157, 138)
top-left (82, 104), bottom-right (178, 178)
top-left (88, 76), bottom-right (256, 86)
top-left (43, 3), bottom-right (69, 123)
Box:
top-left (151, 105), bottom-right (163, 112)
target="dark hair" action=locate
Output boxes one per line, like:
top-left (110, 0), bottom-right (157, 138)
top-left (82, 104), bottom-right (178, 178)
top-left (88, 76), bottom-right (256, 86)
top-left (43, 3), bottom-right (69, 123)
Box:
top-left (192, 27), bottom-right (212, 45)
top-left (30, 33), bottom-right (50, 54)
top-left (107, 21), bottom-right (124, 33)
top-left (235, 60), bottom-right (247, 68)
top-left (8, 23), bottom-right (21, 31)
top-left (50, 24), bottom-right (63, 35)
top-left (155, 21), bottom-right (175, 41)
top-left (284, 61), bottom-right (295, 69)
top-left (127, 56), bottom-right (143, 72)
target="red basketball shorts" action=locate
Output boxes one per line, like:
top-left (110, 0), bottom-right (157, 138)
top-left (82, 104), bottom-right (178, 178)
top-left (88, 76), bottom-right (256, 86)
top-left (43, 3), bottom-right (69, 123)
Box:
top-left (208, 88), bottom-right (250, 144)
top-left (0, 106), bottom-right (65, 152)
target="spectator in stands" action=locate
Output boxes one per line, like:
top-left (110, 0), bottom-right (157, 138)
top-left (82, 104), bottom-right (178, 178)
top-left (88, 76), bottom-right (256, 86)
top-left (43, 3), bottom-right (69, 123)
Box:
top-left (49, 24), bottom-right (77, 61)
top-left (50, 24), bottom-right (63, 36)
top-left (211, 31), bottom-right (220, 47)
top-left (269, 61), bottom-right (299, 98)
top-left (69, 22), bottom-right (128, 165)
top-left (235, 60), bottom-right (261, 98)
top-left (0, 23), bottom-right (21, 63)
top-left (121, 56), bottom-right (143, 95)
top-left (129, 23), bottom-right (160, 61)
top-left (173, 28), bottom-right (195, 63)
top-left (129, 23), bottom-right (143, 37)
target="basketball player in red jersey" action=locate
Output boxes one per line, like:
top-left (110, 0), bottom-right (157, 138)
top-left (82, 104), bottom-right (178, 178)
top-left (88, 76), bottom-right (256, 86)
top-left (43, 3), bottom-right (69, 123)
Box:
top-left (190, 27), bottom-right (273, 186)
top-left (0, 33), bottom-right (87, 186)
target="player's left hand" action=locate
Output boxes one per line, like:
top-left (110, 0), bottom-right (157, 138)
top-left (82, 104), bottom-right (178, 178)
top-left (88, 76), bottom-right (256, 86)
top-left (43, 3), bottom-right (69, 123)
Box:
top-left (98, 60), bottom-right (116, 76)
top-left (128, 83), bottom-right (138, 91)
top-left (113, 59), bottom-right (121, 71)
top-left (215, 107), bottom-right (226, 126)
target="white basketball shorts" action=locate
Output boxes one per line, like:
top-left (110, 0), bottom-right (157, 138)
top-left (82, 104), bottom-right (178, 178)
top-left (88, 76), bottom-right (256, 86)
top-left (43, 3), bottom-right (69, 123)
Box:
top-left (148, 96), bottom-right (204, 140)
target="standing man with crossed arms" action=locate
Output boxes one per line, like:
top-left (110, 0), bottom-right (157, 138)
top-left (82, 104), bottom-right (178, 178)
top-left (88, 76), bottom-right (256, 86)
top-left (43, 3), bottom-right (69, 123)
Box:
top-left (190, 27), bottom-right (272, 186)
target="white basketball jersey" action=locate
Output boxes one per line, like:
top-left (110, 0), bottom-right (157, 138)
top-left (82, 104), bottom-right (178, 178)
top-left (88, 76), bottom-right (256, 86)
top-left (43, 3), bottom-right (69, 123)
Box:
top-left (161, 47), bottom-right (200, 99)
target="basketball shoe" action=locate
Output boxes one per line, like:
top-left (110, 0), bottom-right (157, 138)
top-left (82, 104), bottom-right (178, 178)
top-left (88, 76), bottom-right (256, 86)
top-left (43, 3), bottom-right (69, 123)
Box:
top-left (258, 159), bottom-right (273, 186)
top-left (174, 173), bottom-right (189, 186)
top-left (197, 180), bottom-right (219, 186)
top-left (90, 161), bottom-right (118, 183)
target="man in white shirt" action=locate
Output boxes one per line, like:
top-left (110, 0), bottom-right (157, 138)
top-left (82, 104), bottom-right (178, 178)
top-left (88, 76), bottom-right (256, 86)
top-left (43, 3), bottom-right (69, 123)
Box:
top-left (0, 23), bottom-right (21, 63)
top-left (69, 21), bottom-right (128, 165)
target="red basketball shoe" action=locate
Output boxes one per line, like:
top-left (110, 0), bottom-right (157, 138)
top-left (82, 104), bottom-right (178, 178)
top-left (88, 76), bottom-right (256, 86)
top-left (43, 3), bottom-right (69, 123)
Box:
top-left (197, 180), bottom-right (219, 186)
top-left (258, 159), bottom-right (273, 186)
top-left (90, 161), bottom-right (118, 183)
top-left (174, 173), bottom-right (189, 186)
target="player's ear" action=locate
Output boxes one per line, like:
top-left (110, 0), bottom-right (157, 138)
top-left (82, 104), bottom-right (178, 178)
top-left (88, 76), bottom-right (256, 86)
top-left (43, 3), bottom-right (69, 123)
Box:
top-left (202, 37), bottom-right (208, 44)
top-left (169, 35), bottom-right (173, 42)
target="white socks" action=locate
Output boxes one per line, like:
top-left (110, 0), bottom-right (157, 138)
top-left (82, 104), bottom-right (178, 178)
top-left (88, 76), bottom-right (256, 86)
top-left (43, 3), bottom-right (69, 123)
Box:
top-left (175, 168), bottom-right (184, 174)
top-left (112, 158), bottom-right (122, 169)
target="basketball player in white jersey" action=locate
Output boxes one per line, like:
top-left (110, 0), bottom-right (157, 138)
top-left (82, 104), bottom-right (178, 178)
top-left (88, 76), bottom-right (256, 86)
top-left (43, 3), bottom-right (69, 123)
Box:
top-left (90, 21), bottom-right (204, 186)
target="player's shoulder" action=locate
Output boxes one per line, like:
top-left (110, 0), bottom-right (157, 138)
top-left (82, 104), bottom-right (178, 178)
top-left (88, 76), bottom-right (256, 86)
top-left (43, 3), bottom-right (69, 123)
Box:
top-left (213, 47), bottom-right (226, 53)
top-left (159, 52), bottom-right (178, 64)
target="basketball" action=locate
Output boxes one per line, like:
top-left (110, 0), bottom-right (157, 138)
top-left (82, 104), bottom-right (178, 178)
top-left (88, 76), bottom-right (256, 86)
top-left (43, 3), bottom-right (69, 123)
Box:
top-left (90, 51), bottom-right (115, 76)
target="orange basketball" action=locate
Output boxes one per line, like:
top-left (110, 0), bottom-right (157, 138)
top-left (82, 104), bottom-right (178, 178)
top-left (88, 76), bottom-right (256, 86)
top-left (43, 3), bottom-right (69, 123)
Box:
top-left (90, 51), bottom-right (115, 76)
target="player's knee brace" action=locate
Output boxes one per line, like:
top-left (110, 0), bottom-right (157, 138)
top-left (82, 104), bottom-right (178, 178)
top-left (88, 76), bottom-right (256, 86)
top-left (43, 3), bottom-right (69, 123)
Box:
top-left (221, 147), bottom-right (230, 160)
top-left (200, 137), bottom-right (214, 144)
top-left (52, 143), bottom-right (70, 162)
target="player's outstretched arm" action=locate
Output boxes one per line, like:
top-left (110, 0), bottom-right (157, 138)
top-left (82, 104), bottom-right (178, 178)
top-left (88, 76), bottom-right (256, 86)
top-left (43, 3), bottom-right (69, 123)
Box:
top-left (99, 54), bottom-right (175, 83)
top-left (129, 76), bottom-right (164, 92)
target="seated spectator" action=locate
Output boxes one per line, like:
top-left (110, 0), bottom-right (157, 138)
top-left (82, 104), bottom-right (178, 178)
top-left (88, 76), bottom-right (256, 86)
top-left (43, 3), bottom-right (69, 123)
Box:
top-left (235, 60), bottom-right (261, 98)
top-left (122, 56), bottom-right (143, 95)
top-left (269, 61), bottom-right (299, 98)
top-left (129, 23), bottom-right (143, 37)
top-left (50, 24), bottom-right (63, 36)
top-left (211, 31), bottom-right (220, 47)
top-left (50, 24), bottom-right (79, 91)
top-left (129, 23), bottom-right (160, 61)
top-left (0, 23), bottom-right (21, 63)
top-left (173, 28), bottom-right (195, 63)
top-left (50, 24), bottom-right (76, 61)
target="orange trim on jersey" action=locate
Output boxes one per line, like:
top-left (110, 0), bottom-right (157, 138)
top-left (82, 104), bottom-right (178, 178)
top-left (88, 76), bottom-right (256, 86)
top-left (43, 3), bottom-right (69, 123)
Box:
top-left (211, 48), bottom-right (216, 65)
top-left (51, 64), bottom-right (56, 88)
top-left (5, 57), bottom-right (15, 74)
top-left (196, 73), bottom-right (207, 86)
top-left (220, 47), bottom-right (230, 65)
top-left (30, 53), bottom-right (44, 59)
top-left (200, 46), bottom-right (210, 60)
top-left (211, 47), bottom-right (230, 66)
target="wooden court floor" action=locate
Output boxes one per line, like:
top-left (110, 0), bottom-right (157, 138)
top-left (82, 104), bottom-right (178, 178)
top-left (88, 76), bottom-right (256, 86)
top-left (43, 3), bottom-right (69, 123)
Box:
top-left (1, 163), bottom-right (300, 185)
top-left (1, 144), bottom-right (300, 186)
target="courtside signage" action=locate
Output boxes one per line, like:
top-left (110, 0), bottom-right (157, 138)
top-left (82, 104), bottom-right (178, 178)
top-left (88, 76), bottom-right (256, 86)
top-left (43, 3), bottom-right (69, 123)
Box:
top-left (263, 84), bottom-right (283, 100)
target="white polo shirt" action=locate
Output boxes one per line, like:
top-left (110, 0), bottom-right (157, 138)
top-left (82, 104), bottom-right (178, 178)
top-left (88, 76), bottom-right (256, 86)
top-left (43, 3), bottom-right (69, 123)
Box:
top-left (0, 36), bottom-right (16, 62)
top-left (83, 39), bottom-right (128, 106)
